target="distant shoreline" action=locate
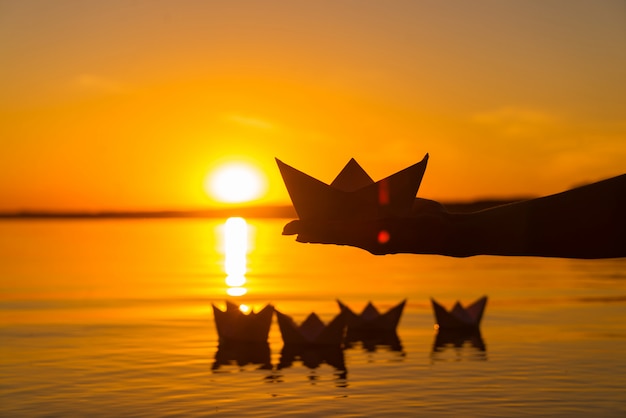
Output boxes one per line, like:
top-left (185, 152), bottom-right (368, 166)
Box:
top-left (0, 205), bottom-right (297, 220)
top-left (0, 199), bottom-right (528, 220)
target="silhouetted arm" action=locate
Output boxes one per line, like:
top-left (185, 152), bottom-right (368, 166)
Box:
top-left (283, 174), bottom-right (626, 259)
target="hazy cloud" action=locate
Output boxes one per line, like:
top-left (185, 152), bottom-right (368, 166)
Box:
top-left (226, 114), bottom-right (275, 130)
top-left (547, 135), bottom-right (626, 176)
top-left (72, 74), bottom-right (123, 93)
top-left (471, 106), bottom-right (560, 137)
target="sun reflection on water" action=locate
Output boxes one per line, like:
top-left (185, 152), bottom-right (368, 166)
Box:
top-left (226, 287), bottom-right (247, 297)
top-left (222, 217), bottom-right (249, 297)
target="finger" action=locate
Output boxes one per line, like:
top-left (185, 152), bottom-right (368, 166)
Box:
top-left (282, 220), bottom-right (301, 235)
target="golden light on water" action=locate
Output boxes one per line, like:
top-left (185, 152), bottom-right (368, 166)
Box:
top-left (226, 287), bottom-right (247, 297)
top-left (225, 275), bottom-right (246, 287)
top-left (223, 217), bottom-right (249, 297)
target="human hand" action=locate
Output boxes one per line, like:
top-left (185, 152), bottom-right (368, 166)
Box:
top-left (282, 198), bottom-right (454, 255)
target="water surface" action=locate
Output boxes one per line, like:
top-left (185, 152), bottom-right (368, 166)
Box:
top-left (1, 219), bottom-right (625, 416)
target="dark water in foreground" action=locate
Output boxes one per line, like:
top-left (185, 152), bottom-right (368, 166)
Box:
top-left (1, 219), bottom-right (626, 417)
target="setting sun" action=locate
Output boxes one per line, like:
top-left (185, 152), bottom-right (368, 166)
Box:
top-left (206, 162), bottom-right (267, 203)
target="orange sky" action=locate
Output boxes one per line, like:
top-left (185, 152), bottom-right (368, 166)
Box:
top-left (1, 1), bottom-right (625, 211)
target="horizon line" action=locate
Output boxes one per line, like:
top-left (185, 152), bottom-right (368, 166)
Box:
top-left (0, 198), bottom-right (530, 220)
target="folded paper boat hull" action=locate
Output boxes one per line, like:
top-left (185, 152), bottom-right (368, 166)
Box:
top-left (276, 154), bottom-right (428, 221)
top-left (275, 310), bottom-right (346, 345)
top-left (212, 302), bottom-right (274, 343)
top-left (338, 299), bottom-right (406, 331)
top-left (431, 296), bottom-right (487, 330)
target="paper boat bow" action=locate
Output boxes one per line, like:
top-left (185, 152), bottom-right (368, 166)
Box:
top-left (275, 310), bottom-right (346, 345)
top-left (276, 154), bottom-right (428, 221)
top-left (338, 299), bottom-right (406, 332)
top-left (212, 301), bottom-right (274, 343)
top-left (431, 296), bottom-right (487, 330)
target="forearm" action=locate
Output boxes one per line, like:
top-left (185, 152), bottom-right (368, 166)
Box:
top-left (443, 209), bottom-right (530, 257)
top-left (446, 174), bottom-right (626, 259)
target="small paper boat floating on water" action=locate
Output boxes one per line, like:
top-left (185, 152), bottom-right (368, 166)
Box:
top-left (212, 301), bottom-right (274, 343)
top-left (431, 296), bottom-right (488, 331)
top-left (338, 299), bottom-right (406, 332)
top-left (275, 310), bottom-right (346, 345)
top-left (276, 154), bottom-right (428, 221)
top-left (338, 299), bottom-right (406, 351)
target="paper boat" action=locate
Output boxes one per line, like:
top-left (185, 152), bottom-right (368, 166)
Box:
top-left (338, 299), bottom-right (406, 332)
top-left (431, 296), bottom-right (487, 330)
top-left (275, 154), bottom-right (428, 221)
top-left (212, 301), bottom-right (274, 343)
top-left (275, 310), bottom-right (346, 345)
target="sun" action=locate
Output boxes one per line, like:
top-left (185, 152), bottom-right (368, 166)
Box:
top-left (205, 162), bottom-right (267, 203)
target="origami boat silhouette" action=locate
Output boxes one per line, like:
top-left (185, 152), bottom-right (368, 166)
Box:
top-left (338, 300), bottom-right (405, 351)
top-left (338, 299), bottom-right (406, 332)
top-left (212, 301), bottom-right (274, 343)
top-left (275, 154), bottom-right (428, 221)
top-left (275, 310), bottom-right (346, 345)
top-left (431, 296), bottom-right (487, 330)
